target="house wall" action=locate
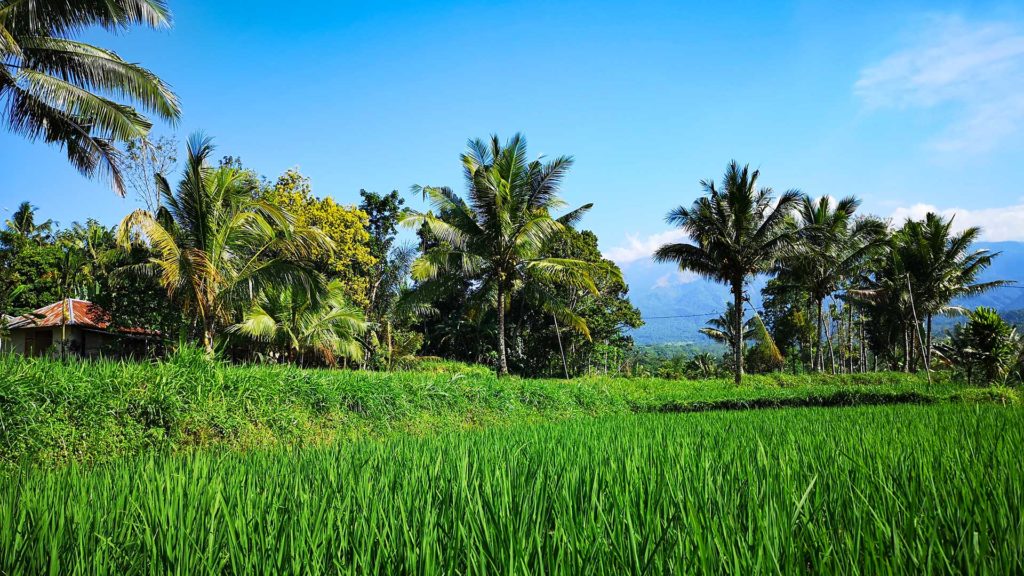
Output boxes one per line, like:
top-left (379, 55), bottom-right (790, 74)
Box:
top-left (2, 331), bottom-right (26, 354)
top-left (4, 327), bottom-right (146, 359)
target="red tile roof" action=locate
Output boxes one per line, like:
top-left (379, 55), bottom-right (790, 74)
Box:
top-left (6, 299), bottom-right (156, 335)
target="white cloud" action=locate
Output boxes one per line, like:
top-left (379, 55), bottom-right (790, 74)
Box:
top-left (855, 14), bottom-right (1024, 153)
top-left (653, 271), bottom-right (700, 289)
top-left (890, 203), bottom-right (1024, 241)
top-left (603, 228), bottom-right (686, 264)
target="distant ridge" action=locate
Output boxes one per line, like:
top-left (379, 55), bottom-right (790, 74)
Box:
top-left (624, 241), bottom-right (1024, 345)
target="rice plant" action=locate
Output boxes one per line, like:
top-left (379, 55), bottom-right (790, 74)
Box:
top-left (1, 404), bottom-right (1020, 574)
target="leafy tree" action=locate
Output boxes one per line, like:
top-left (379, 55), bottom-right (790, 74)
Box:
top-left (0, 214), bottom-right (62, 312)
top-left (62, 219), bottom-right (180, 337)
top-left (0, 0), bottom-right (180, 193)
top-left (261, 170), bottom-right (375, 308)
top-left (358, 189), bottom-right (415, 367)
top-left (117, 134), bottom-right (330, 353)
top-left (402, 134), bottom-right (597, 376)
top-left (655, 161), bottom-right (800, 383)
top-left (761, 277), bottom-right (814, 370)
top-left (229, 280), bottom-right (368, 365)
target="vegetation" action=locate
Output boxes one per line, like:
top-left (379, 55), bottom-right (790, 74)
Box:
top-left (0, 0), bottom-right (180, 193)
top-left (655, 161), bottom-right (801, 383)
top-left (117, 134), bottom-right (334, 353)
top-left (2, 352), bottom-right (1016, 468)
top-left (2, 403), bottom-right (1021, 574)
top-left (402, 134), bottom-right (601, 376)
top-left (4, 2), bottom-right (1023, 573)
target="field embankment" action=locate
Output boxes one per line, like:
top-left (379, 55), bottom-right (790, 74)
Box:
top-left (2, 405), bottom-right (1021, 574)
top-left (0, 352), bottom-right (1018, 467)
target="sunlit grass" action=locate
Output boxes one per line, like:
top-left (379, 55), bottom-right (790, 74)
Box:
top-left (0, 352), bottom-right (1018, 467)
top-left (1, 404), bottom-right (1021, 574)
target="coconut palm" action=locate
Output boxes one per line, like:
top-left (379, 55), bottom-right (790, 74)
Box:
top-left (401, 133), bottom-right (598, 376)
top-left (700, 303), bottom-right (754, 351)
top-left (4, 202), bottom-right (53, 242)
top-left (893, 213), bottom-right (1008, 365)
top-left (1, 0), bottom-right (180, 194)
top-left (229, 280), bottom-right (368, 365)
top-left (655, 161), bottom-right (800, 383)
top-left (117, 133), bottom-right (330, 353)
top-left (772, 196), bottom-right (886, 371)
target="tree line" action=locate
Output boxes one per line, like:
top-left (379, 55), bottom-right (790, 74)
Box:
top-left (0, 132), bottom-right (640, 377)
top-left (1, 0), bottom-right (1016, 382)
top-left (655, 161), bottom-right (1011, 384)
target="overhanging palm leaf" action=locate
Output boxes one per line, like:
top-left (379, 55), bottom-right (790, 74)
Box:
top-left (0, 0), bottom-right (180, 194)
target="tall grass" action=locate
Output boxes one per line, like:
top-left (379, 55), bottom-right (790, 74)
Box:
top-left (0, 352), bottom-right (1017, 467)
top-left (0, 404), bottom-right (1020, 574)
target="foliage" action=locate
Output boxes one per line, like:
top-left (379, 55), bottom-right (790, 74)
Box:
top-left (402, 134), bottom-right (599, 375)
top-left (510, 228), bottom-right (642, 377)
top-left (358, 189), bottom-right (418, 368)
top-left (0, 352), bottom-right (1009, 469)
top-left (1, 403), bottom-right (1022, 573)
top-left (656, 161), bottom-right (800, 383)
top-left (260, 170), bottom-right (376, 308)
top-left (934, 307), bottom-right (1020, 385)
top-left (0, 0), bottom-right (180, 193)
top-left (117, 134), bottom-right (331, 352)
top-left (771, 196), bottom-right (885, 371)
top-left (228, 280), bottom-right (368, 365)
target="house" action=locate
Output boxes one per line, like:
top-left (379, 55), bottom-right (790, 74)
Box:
top-left (2, 299), bottom-right (158, 358)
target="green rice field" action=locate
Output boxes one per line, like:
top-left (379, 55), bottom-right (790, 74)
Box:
top-left (2, 403), bottom-right (1021, 574)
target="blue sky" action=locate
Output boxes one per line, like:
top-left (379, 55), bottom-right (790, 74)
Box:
top-left (3, 0), bottom-right (1024, 270)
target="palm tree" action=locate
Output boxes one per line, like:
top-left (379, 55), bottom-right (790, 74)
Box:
top-left (401, 134), bottom-right (598, 376)
top-left (4, 202), bottom-right (53, 242)
top-left (117, 133), bottom-right (330, 354)
top-left (773, 196), bottom-right (885, 371)
top-left (655, 161), bottom-right (800, 383)
top-left (700, 303), bottom-right (754, 351)
top-left (229, 280), bottom-right (368, 366)
top-left (0, 0), bottom-right (180, 194)
top-left (894, 213), bottom-right (1007, 366)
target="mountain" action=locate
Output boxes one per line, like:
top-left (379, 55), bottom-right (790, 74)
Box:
top-left (622, 241), bottom-right (1024, 345)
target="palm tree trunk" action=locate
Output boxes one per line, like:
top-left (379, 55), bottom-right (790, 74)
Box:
top-left (926, 313), bottom-right (933, 367)
top-left (203, 326), bottom-right (215, 355)
top-left (825, 315), bottom-right (837, 374)
top-left (553, 314), bottom-right (569, 379)
top-left (860, 314), bottom-right (867, 373)
top-left (732, 283), bottom-right (744, 385)
top-left (815, 298), bottom-right (824, 372)
top-left (497, 282), bottom-right (509, 376)
top-left (903, 324), bottom-right (911, 372)
top-left (847, 305), bottom-right (854, 374)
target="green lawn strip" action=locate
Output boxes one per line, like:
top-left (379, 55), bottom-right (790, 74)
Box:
top-left (0, 353), bottom-right (1019, 467)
